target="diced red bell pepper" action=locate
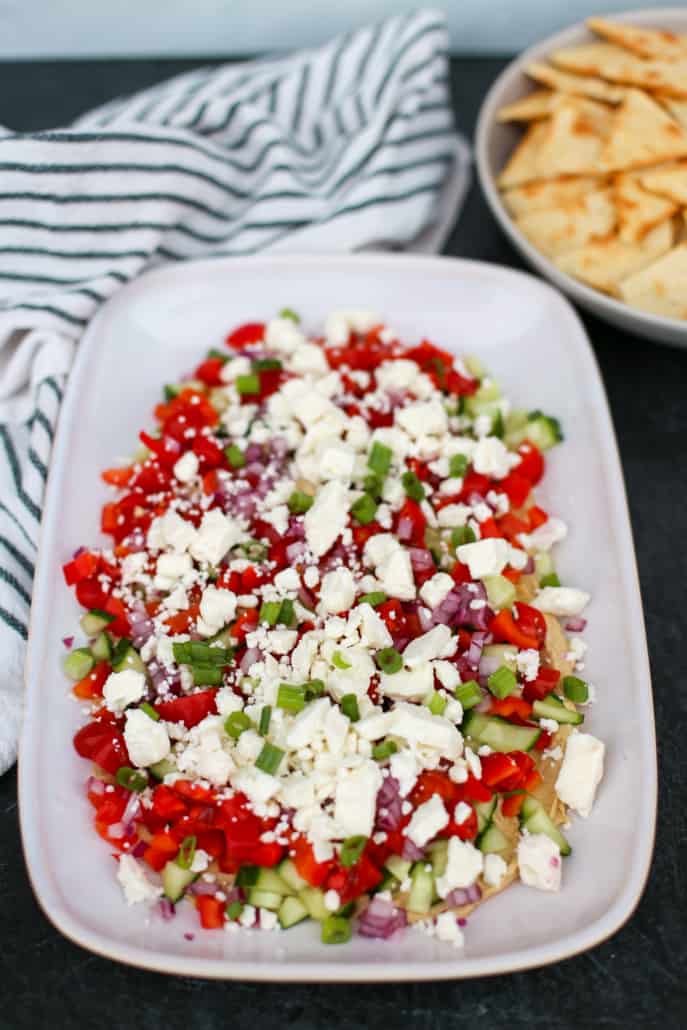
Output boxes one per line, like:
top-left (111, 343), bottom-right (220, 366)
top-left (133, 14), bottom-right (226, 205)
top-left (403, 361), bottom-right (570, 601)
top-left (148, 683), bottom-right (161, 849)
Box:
top-left (325, 853), bottom-right (383, 905)
top-left (534, 730), bottom-right (553, 752)
top-left (480, 753), bottom-right (523, 791)
top-left (527, 505), bottom-right (549, 530)
top-left (72, 660), bottom-right (111, 700)
top-left (441, 804), bottom-right (478, 841)
top-left (194, 357), bottom-right (225, 386)
top-left (457, 774), bottom-right (493, 804)
top-left (490, 601), bottom-right (546, 651)
top-left (151, 785), bottom-right (188, 823)
top-left (501, 792), bottom-right (526, 818)
top-left (102, 595), bottom-right (130, 639)
top-left (395, 498), bottom-right (427, 547)
top-left (516, 442), bottom-right (544, 485)
top-left (497, 512), bottom-right (530, 542)
top-left (352, 521), bottom-right (383, 551)
top-left (62, 550), bottom-right (99, 586)
top-left (197, 895), bottom-right (225, 929)
top-left (478, 516), bottom-right (502, 539)
top-left (163, 603), bottom-right (200, 634)
top-left (73, 720), bottom-right (130, 776)
top-left (522, 667), bottom-right (560, 702)
top-left (101, 466), bottom-right (134, 488)
top-left (143, 831), bottom-right (179, 871)
top-left (498, 472), bottom-right (532, 509)
top-left (290, 836), bottom-right (335, 887)
top-left (409, 769), bottom-right (460, 809)
top-left (458, 471), bottom-right (491, 501)
top-left (192, 434), bottom-right (226, 470)
top-left (154, 689), bottom-right (218, 728)
top-left (231, 608), bottom-right (260, 642)
top-left (489, 696), bottom-right (533, 721)
top-left (225, 322), bottom-right (265, 350)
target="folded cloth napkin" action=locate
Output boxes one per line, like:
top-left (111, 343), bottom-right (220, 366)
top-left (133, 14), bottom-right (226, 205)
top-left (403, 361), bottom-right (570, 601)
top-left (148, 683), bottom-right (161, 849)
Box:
top-left (0, 8), bottom-right (470, 773)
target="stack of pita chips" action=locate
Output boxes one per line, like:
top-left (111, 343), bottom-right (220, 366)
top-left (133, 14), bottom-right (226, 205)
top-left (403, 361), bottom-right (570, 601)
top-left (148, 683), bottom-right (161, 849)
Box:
top-left (496, 17), bottom-right (687, 321)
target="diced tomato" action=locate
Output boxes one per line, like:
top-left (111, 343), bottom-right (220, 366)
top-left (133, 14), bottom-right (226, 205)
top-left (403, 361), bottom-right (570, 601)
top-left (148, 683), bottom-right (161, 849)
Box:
top-left (377, 598), bottom-right (405, 635)
top-left (62, 550), bottom-right (99, 586)
top-left (290, 836), bottom-right (335, 887)
top-left (325, 853), bottom-right (383, 905)
top-left (74, 720), bottom-right (130, 776)
top-left (194, 357), bottom-right (225, 386)
top-left (409, 769), bottom-right (459, 808)
top-left (151, 785), bottom-right (188, 823)
top-left (534, 729), bottom-right (553, 752)
top-left (102, 595), bottom-right (130, 638)
top-left (130, 459), bottom-right (172, 495)
top-left (478, 516), bottom-right (502, 539)
top-left (197, 895), bottom-right (225, 929)
top-left (458, 471), bottom-right (491, 502)
top-left (352, 521), bottom-right (383, 551)
top-left (479, 753), bottom-right (522, 791)
top-left (225, 322), bottom-right (265, 350)
top-left (516, 442), bottom-right (544, 485)
top-left (522, 667), bottom-right (560, 702)
top-left (72, 660), bottom-right (111, 700)
top-left (101, 466), bottom-right (134, 488)
top-left (501, 792), bottom-right (526, 818)
top-left (497, 512), bottom-right (530, 542)
top-left (514, 602), bottom-right (547, 646)
top-left (94, 792), bottom-right (128, 826)
top-left (163, 603), bottom-right (200, 634)
top-left (143, 831), bottom-right (179, 871)
top-left (457, 774), bottom-right (493, 804)
top-left (489, 696), bottom-right (533, 721)
top-left (527, 505), bottom-right (549, 530)
top-left (154, 689), bottom-right (218, 728)
top-left (195, 829), bottom-right (226, 860)
top-left (395, 498), bottom-right (426, 548)
top-left (498, 472), bottom-right (532, 509)
top-left (450, 561), bottom-right (471, 585)
top-left (490, 602), bottom-right (546, 651)
top-left (192, 434), bottom-right (225, 470)
top-left (256, 368), bottom-right (285, 402)
top-left (173, 779), bottom-right (215, 804)
top-left (216, 794), bottom-right (283, 871)
top-left (101, 502), bottom-right (119, 535)
top-left (441, 804), bottom-right (478, 842)
top-left (404, 340), bottom-right (477, 396)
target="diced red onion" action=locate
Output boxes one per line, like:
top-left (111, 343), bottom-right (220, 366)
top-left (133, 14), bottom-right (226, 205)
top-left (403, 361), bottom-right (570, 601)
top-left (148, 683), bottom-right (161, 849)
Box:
top-left (402, 837), bottom-right (425, 861)
top-left (131, 839), bottom-right (147, 858)
top-left (397, 517), bottom-right (413, 542)
top-left (522, 555), bottom-right (535, 574)
top-left (149, 660), bottom-right (181, 695)
top-left (240, 647), bottom-right (260, 673)
top-left (129, 602), bottom-right (155, 649)
top-left (86, 775), bottom-right (106, 796)
top-left (62, 635), bottom-right (74, 649)
top-left (417, 606), bottom-right (434, 632)
top-left (445, 883), bottom-right (482, 907)
top-left (287, 516), bottom-right (305, 540)
top-left (73, 546), bottom-right (86, 558)
top-left (478, 654), bottom-right (502, 679)
top-left (269, 436), bottom-right (289, 462)
top-left (408, 548), bottom-right (435, 575)
top-left (357, 896), bottom-right (407, 939)
top-left (225, 886), bottom-right (244, 905)
top-left (230, 489), bottom-right (257, 520)
top-left (122, 792), bottom-right (141, 831)
top-left (184, 932), bottom-right (195, 941)
top-left (466, 630), bottom-right (487, 668)
top-left (297, 585), bottom-right (316, 611)
top-left (375, 776), bottom-right (402, 832)
top-left (158, 898), bottom-right (176, 920)
top-left (188, 879), bottom-right (220, 896)
top-left (286, 541), bottom-right (306, 562)
top-left (245, 443), bottom-right (263, 463)
top-left (565, 617), bottom-right (587, 632)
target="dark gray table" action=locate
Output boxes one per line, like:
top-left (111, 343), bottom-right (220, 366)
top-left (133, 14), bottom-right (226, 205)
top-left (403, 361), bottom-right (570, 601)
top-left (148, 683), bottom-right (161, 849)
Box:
top-left (1, 57), bottom-right (684, 1030)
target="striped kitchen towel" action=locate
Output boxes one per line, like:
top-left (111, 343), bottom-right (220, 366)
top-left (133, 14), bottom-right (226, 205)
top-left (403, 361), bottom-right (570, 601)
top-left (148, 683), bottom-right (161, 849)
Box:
top-left (0, 8), bottom-right (470, 772)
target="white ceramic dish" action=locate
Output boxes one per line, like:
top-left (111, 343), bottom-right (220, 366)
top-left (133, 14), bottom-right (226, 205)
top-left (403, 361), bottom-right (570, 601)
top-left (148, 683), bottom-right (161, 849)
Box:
top-left (475, 7), bottom-right (687, 349)
top-left (20, 253), bottom-right (656, 980)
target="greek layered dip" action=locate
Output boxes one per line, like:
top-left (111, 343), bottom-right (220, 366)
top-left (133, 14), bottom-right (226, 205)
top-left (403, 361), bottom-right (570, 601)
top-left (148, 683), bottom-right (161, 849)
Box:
top-left (63, 309), bottom-right (604, 948)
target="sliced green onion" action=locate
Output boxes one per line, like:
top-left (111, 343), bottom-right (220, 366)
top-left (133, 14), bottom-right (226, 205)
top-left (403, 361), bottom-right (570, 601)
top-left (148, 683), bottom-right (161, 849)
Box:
top-left (455, 679), bottom-right (482, 709)
top-left (449, 453), bottom-right (468, 478)
top-left (225, 443), bottom-right (246, 469)
top-left (278, 598), bottom-right (295, 627)
top-left (277, 684), bottom-right (306, 713)
top-left (540, 572), bottom-right (561, 588)
top-left (368, 441), bottom-right (392, 477)
top-left (139, 701), bottom-right (160, 721)
top-left (235, 865), bottom-right (260, 887)
top-left (492, 410), bottom-right (505, 438)
top-left (451, 525), bottom-right (476, 548)
top-left (255, 742), bottom-right (284, 775)
top-left (350, 493), bottom-right (377, 525)
top-left (402, 470), bottom-right (425, 502)
top-left (110, 637), bottom-right (133, 667)
top-left (562, 675), bottom-right (589, 704)
top-left (233, 539), bottom-right (269, 562)
top-left (116, 766), bottom-right (149, 792)
top-left (279, 307), bottom-right (300, 323)
top-left (235, 373), bottom-right (260, 395)
top-left (206, 348), bottom-right (229, 362)
top-left (225, 711), bottom-right (252, 739)
top-left (192, 663), bottom-right (223, 686)
top-left (63, 647), bottom-right (95, 682)
top-left (426, 691), bottom-right (447, 716)
top-left (258, 705), bottom-right (272, 736)
top-left (226, 900), bottom-right (244, 920)
top-left (356, 591), bottom-right (387, 608)
top-left (259, 601), bottom-right (282, 626)
top-left (252, 357), bottom-right (282, 371)
top-left (375, 647), bottom-right (403, 675)
top-left (287, 490), bottom-right (313, 514)
top-left (176, 835), bottom-right (197, 870)
top-left (321, 914), bottom-right (352, 945)
top-left (164, 384), bottom-right (181, 401)
top-left (372, 739), bottom-right (398, 761)
top-left (487, 664), bottom-right (518, 699)
top-left (332, 650), bottom-right (351, 670)
top-left (340, 694), bottom-right (360, 722)
top-left (304, 679), bottom-right (325, 700)
top-left (340, 835), bottom-right (367, 868)
top-left (363, 472), bottom-right (384, 499)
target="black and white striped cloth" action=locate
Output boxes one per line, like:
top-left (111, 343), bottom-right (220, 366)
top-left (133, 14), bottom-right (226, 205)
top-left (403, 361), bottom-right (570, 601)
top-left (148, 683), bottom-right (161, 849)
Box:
top-left (0, 8), bottom-right (470, 771)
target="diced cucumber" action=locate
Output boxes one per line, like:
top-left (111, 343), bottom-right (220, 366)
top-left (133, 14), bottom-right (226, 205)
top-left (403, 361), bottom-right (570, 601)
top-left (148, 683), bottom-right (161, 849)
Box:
top-left (503, 409), bottom-right (529, 447)
top-left (463, 711), bottom-right (541, 752)
top-left (482, 575), bottom-right (516, 612)
top-left (407, 862), bottom-right (435, 915)
top-left (252, 867), bottom-right (292, 895)
top-left (299, 887), bottom-right (330, 921)
top-left (63, 647), bottom-right (95, 681)
top-left (482, 643), bottom-right (518, 670)
top-left (80, 608), bottom-right (115, 637)
top-left (247, 888), bottom-right (283, 911)
top-left (428, 839), bottom-right (449, 878)
top-left (525, 412), bottom-right (563, 451)
top-left (520, 796), bottom-right (571, 856)
top-left (464, 354), bottom-right (487, 380)
top-left (474, 798), bottom-right (497, 836)
top-left (90, 631), bottom-right (112, 662)
top-left (478, 823), bottom-right (510, 855)
top-left (164, 382), bottom-right (184, 400)
top-left (162, 860), bottom-right (196, 902)
top-left (278, 858), bottom-right (308, 894)
top-left (384, 855), bottom-right (412, 882)
top-left (534, 551), bottom-right (555, 580)
top-left (111, 640), bottom-right (146, 675)
top-left (278, 895), bottom-right (309, 929)
top-left (149, 757), bottom-right (177, 781)
top-left (532, 696), bottom-right (584, 726)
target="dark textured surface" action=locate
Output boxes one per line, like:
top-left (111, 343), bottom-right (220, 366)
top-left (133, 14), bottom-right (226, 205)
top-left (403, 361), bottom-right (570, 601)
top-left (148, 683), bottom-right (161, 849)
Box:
top-left (1, 56), bottom-right (685, 1030)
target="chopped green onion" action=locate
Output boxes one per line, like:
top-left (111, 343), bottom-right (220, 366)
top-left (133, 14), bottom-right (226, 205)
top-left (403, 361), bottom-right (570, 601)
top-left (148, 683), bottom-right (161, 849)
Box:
top-left (164, 384), bottom-right (181, 401)
top-left (235, 373), bottom-right (260, 395)
top-left (527, 409), bottom-right (564, 443)
top-left (259, 601), bottom-right (282, 626)
top-left (375, 647), bottom-right (403, 675)
top-left (255, 742), bottom-right (284, 775)
top-left (277, 683), bottom-right (306, 713)
top-left (233, 539), bottom-right (269, 562)
top-left (139, 701), bottom-right (160, 721)
top-left (321, 914), bottom-right (352, 945)
top-left (176, 835), bottom-right (197, 870)
top-left (363, 472), bottom-right (384, 499)
top-left (287, 490), bottom-right (313, 514)
top-left (110, 637), bottom-right (133, 667)
top-left (304, 679), bottom-right (325, 700)
top-left (235, 865), bottom-right (260, 887)
top-left (492, 410), bottom-right (505, 438)
top-left (402, 470), bottom-right (425, 502)
top-left (372, 739), bottom-right (398, 761)
top-left (258, 705), bottom-right (272, 736)
top-left (173, 642), bottom-right (233, 667)
top-left (368, 441), bottom-right (392, 478)
top-left (332, 651), bottom-right (351, 670)
top-left (252, 357), bottom-right (282, 371)
top-left (63, 647), bottom-right (95, 682)
top-left (279, 307), bottom-right (300, 323)
top-left (278, 598), bottom-right (295, 627)
top-left (224, 443), bottom-right (246, 469)
top-left (455, 679), bottom-right (482, 709)
top-left (115, 766), bottom-right (149, 792)
top-left (562, 675), bottom-right (589, 704)
top-left (540, 572), bottom-right (561, 588)
top-left (350, 493), bottom-right (377, 525)
top-left (451, 525), bottom-right (476, 548)
top-left (340, 694), bottom-right (360, 722)
top-left (192, 663), bottom-right (223, 686)
top-left (426, 691), bottom-right (447, 716)
top-left (356, 591), bottom-right (387, 608)
top-left (206, 348), bottom-right (229, 362)
top-left (225, 711), bottom-right (252, 739)
top-left (340, 835), bottom-right (367, 868)
top-left (226, 900), bottom-right (244, 920)
top-left (487, 664), bottom-right (518, 699)
top-left (449, 453), bottom-right (468, 478)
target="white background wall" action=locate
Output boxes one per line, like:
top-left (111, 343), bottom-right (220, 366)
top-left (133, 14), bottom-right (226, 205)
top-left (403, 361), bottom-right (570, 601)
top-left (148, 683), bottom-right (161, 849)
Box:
top-left (0, 0), bottom-right (673, 57)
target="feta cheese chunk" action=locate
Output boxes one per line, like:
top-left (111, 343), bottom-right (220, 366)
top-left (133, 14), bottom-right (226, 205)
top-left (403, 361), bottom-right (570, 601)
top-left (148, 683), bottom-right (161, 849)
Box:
top-left (334, 760), bottom-right (382, 836)
top-left (435, 838), bottom-right (484, 898)
top-left (419, 572), bottom-right (454, 610)
top-left (117, 855), bottom-right (162, 905)
top-left (124, 709), bottom-right (170, 767)
top-left (304, 480), bottom-right (350, 557)
top-left (554, 732), bottom-right (605, 817)
top-left (533, 587), bottom-right (591, 617)
top-left (456, 538), bottom-right (510, 578)
top-left (396, 399), bottom-right (448, 438)
top-left (102, 669), bottom-right (146, 714)
top-left (389, 749), bottom-right (420, 797)
top-left (379, 661), bottom-right (434, 702)
top-left (519, 517), bottom-right (567, 552)
top-left (483, 853), bottom-right (508, 888)
top-left (199, 585), bottom-right (237, 631)
top-left (403, 625), bottom-right (456, 667)
top-left (362, 532), bottom-right (415, 600)
top-left (190, 509), bottom-right (243, 566)
top-left (324, 309), bottom-right (380, 347)
top-left (388, 702), bottom-right (462, 760)
top-left (472, 436), bottom-right (510, 479)
top-left (406, 795), bottom-right (449, 847)
top-left (517, 833), bottom-right (562, 891)
top-left (173, 450), bottom-right (199, 484)
top-left (434, 911), bottom-right (464, 948)
top-left (319, 567), bottom-right (356, 614)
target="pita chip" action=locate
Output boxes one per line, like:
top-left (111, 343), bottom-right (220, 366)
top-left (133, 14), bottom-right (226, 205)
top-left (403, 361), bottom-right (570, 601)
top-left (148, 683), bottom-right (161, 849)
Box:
top-left (555, 218), bottom-right (674, 294)
top-left (661, 97), bottom-right (687, 129)
top-left (638, 161), bottom-right (687, 205)
top-left (533, 97), bottom-right (612, 177)
top-left (619, 244), bottom-right (687, 320)
top-left (497, 120), bottom-right (550, 188)
top-left (515, 188), bottom-right (616, 258)
top-left (551, 42), bottom-right (687, 98)
top-left (613, 172), bottom-right (679, 242)
top-left (525, 60), bottom-right (627, 103)
top-left (599, 89), bottom-right (687, 171)
top-left (502, 175), bottom-right (604, 217)
top-left (497, 91), bottom-right (560, 123)
top-left (587, 18), bottom-right (687, 62)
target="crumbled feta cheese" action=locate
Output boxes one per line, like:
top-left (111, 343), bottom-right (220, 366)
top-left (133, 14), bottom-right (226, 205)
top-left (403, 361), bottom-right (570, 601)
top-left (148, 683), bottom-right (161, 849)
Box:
top-left (406, 795), bottom-right (449, 847)
top-left (419, 572), bottom-right (454, 610)
top-left (435, 838), bottom-right (484, 897)
top-left (124, 709), bottom-right (170, 767)
top-left (434, 660), bottom-right (460, 691)
top-left (434, 911), bottom-right (464, 948)
top-left (518, 833), bottom-right (561, 891)
top-left (472, 436), bottom-right (510, 479)
top-left (519, 517), bottom-right (567, 552)
top-left (117, 855), bottom-right (162, 905)
top-left (396, 399), bottom-right (448, 438)
top-left (454, 801), bottom-right (472, 825)
top-left (483, 853), bottom-right (508, 888)
top-left (173, 450), bottom-right (199, 484)
top-left (389, 749), bottom-right (420, 796)
top-left (516, 648), bottom-right (540, 682)
top-left (379, 662), bottom-right (434, 702)
top-left (324, 309), bottom-right (380, 347)
top-left (102, 669), bottom-right (146, 714)
top-left (319, 567), bottom-right (356, 614)
top-left (334, 760), bottom-right (382, 836)
top-left (303, 566), bottom-right (320, 589)
top-left (403, 625), bottom-right (456, 667)
top-left (437, 503), bottom-right (470, 528)
top-left (198, 585), bottom-right (237, 632)
top-left (304, 480), bottom-right (350, 557)
top-left (555, 732), bottom-right (605, 817)
top-left (324, 889), bottom-right (341, 912)
top-left (456, 538), bottom-right (510, 578)
top-left (389, 702), bottom-right (462, 760)
top-left (539, 718), bottom-right (559, 734)
top-left (190, 509), bottom-right (243, 566)
top-left (533, 587), bottom-right (591, 617)
top-left (154, 552), bottom-right (193, 591)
